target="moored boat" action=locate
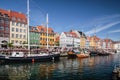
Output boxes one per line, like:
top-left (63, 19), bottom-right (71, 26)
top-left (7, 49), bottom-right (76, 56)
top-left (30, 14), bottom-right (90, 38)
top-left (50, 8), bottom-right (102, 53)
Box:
top-left (0, 49), bottom-right (60, 63)
top-left (67, 48), bottom-right (90, 58)
top-left (67, 49), bottom-right (77, 58)
top-left (76, 49), bottom-right (90, 58)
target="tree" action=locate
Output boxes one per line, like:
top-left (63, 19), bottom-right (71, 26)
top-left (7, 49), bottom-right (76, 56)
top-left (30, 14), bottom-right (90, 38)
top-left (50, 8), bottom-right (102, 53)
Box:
top-left (55, 41), bottom-right (59, 46)
top-left (8, 43), bottom-right (13, 48)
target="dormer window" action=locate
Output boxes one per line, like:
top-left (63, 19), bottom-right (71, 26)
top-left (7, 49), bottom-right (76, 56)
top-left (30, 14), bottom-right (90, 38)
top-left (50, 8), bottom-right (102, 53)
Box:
top-left (12, 17), bottom-right (16, 21)
top-left (18, 18), bottom-right (21, 21)
top-left (4, 14), bottom-right (9, 18)
top-left (23, 19), bottom-right (25, 22)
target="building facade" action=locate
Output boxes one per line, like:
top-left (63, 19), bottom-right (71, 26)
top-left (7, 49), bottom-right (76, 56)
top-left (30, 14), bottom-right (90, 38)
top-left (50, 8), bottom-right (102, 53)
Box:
top-left (60, 31), bottom-right (80, 48)
top-left (71, 30), bottom-right (86, 48)
top-left (89, 35), bottom-right (100, 49)
top-left (102, 39), bottom-right (114, 49)
top-left (9, 10), bottom-right (27, 46)
top-left (114, 41), bottom-right (120, 49)
top-left (0, 9), bottom-right (10, 48)
top-left (37, 26), bottom-right (55, 47)
top-left (54, 33), bottom-right (60, 47)
top-left (30, 26), bottom-right (40, 48)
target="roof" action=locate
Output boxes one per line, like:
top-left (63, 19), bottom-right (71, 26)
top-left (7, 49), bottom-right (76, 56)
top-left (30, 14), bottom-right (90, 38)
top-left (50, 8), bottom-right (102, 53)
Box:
top-left (30, 26), bottom-right (39, 32)
top-left (86, 35), bottom-right (100, 41)
top-left (37, 25), bottom-right (54, 34)
top-left (103, 38), bottom-right (113, 42)
top-left (77, 31), bottom-right (86, 38)
top-left (0, 8), bottom-right (27, 24)
top-left (64, 32), bottom-right (79, 38)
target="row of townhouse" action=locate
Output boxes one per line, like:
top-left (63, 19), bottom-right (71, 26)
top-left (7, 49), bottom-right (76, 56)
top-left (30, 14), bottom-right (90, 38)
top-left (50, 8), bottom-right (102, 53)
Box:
top-left (59, 30), bottom-right (115, 49)
top-left (86, 35), bottom-right (114, 49)
top-left (0, 9), bottom-right (55, 48)
top-left (30, 26), bottom-right (55, 48)
top-left (60, 30), bottom-right (86, 48)
top-left (0, 9), bottom-right (118, 49)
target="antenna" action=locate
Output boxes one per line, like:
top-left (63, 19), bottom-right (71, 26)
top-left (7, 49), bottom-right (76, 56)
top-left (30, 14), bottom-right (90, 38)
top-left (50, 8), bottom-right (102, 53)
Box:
top-left (27, 0), bottom-right (30, 50)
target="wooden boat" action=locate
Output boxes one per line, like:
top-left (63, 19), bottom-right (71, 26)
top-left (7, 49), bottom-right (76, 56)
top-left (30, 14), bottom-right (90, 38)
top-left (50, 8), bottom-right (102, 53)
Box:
top-left (67, 49), bottom-right (77, 58)
top-left (76, 49), bottom-right (90, 58)
top-left (67, 48), bottom-right (90, 58)
top-left (0, 49), bottom-right (60, 63)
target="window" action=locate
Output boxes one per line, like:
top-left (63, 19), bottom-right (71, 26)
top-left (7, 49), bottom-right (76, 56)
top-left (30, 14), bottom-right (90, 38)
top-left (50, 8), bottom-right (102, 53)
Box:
top-left (20, 23), bottom-right (22, 27)
top-left (24, 29), bottom-right (26, 33)
top-left (16, 34), bottom-right (18, 38)
top-left (20, 29), bottom-right (22, 32)
top-left (20, 34), bottom-right (22, 38)
top-left (18, 18), bottom-right (21, 21)
top-left (17, 23), bottom-right (20, 26)
top-left (12, 27), bottom-right (14, 31)
top-left (0, 26), bottom-right (4, 30)
top-left (4, 14), bottom-right (9, 17)
top-left (12, 34), bottom-right (14, 38)
top-left (0, 19), bottom-right (4, 23)
top-left (12, 17), bottom-right (16, 21)
top-left (5, 27), bottom-right (9, 32)
top-left (20, 41), bottom-right (22, 44)
top-left (23, 19), bottom-right (25, 22)
top-left (16, 28), bottom-right (19, 32)
top-left (23, 35), bottom-right (26, 39)
top-left (16, 40), bottom-right (18, 43)
top-left (5, 19), bottom-right (9, 25)
top-left (11, 40), bottom-right (14, 43)
top-left (16, 23), bottom-right (18, 26)
top-left (23, 24), bottom-right (26, 27)
top-left (12, 22), bottom-right (15, 26)
top-left (22, 24), bottom-right (24, 27)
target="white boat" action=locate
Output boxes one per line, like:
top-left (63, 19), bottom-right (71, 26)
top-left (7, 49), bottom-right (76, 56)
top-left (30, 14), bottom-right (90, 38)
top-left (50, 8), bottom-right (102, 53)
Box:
top-left (0, 49), bottom-right (60, 63)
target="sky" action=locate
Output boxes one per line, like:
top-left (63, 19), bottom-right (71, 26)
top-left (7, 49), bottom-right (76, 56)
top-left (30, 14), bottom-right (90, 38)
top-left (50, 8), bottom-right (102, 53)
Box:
top-left (0, 0), bottom-right (120, 41)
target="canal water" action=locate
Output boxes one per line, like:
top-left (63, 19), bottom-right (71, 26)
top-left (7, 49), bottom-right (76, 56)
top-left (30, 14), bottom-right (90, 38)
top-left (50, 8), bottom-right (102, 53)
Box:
top-left (0, 53), bottom-right (120, 80)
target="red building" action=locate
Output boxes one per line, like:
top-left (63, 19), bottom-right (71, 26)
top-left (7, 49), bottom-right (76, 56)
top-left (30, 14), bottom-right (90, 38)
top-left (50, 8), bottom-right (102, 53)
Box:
top-left (0, 8), bottom-right (27, 48)
top-left (0, 9), bottom-right (10, 48)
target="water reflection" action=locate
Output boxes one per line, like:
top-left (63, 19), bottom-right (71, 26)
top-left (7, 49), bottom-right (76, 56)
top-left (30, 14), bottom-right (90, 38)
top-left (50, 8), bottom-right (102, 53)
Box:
top-left (0, 53), bottom-right (120, 80)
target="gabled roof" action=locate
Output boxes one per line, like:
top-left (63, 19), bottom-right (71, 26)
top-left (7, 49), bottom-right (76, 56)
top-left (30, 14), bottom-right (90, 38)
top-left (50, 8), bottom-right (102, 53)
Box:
top-left (30, 26), bottom-right (39, 32)
top-left (103, 38), bottom-right (113, 42)
top-left (86, 35), bottom-right (101, 41)
top-left (0, 8), bottom-right (27, 23)
top-left (37, 25), bottom-right (54, 34)
top-left (64, 32), bottom-right (79, 38)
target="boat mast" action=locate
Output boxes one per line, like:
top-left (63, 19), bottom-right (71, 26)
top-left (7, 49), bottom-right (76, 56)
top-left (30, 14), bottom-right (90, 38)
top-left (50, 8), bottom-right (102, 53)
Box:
top-left (27, 0), bottom-right (30, 50)
top-left (46, 13), bottom-right (48, 49)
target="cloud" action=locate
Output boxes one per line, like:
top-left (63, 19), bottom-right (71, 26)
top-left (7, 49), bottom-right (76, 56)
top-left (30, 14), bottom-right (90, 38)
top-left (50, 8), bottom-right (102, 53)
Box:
top-left (109, 29), bottom-right (120, 33)
top-left (85, 21), bottom-right (120, 35)
top-left (81, 14), bottom-right (120, 28)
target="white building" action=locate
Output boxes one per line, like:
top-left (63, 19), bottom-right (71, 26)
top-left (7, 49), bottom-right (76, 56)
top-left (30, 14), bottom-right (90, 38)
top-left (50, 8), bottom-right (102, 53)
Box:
top-left (60, 32), bottom-right (80, 48)
top-left (114, 42), bottom-right (120, 49)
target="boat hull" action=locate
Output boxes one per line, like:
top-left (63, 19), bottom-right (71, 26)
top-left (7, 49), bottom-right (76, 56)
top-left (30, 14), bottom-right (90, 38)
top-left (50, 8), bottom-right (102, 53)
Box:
top-left (76, 54), bottom-right (89, 58)
top-left (67, 51), bottom-right (77, 58)
top-left (0, 54), bottom-right (60, 63)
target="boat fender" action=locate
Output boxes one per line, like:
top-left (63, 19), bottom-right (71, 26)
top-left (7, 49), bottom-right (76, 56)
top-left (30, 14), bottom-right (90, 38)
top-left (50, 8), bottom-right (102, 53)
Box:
top-left (52, 57), bottom-right (54, 60)
top-left (32, 58), bottom-right (35, 62)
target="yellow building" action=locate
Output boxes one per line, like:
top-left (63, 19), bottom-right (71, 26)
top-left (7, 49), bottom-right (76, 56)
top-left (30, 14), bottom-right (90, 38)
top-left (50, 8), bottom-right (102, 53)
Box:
top-left (89, 35), bottom-right (100, 49)
top-left (80, 36), bottom-right (86, 49)
top-left (9, 11), bottom-right (28, 46)
top-left (37, 26), bottom-right (55, 48)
